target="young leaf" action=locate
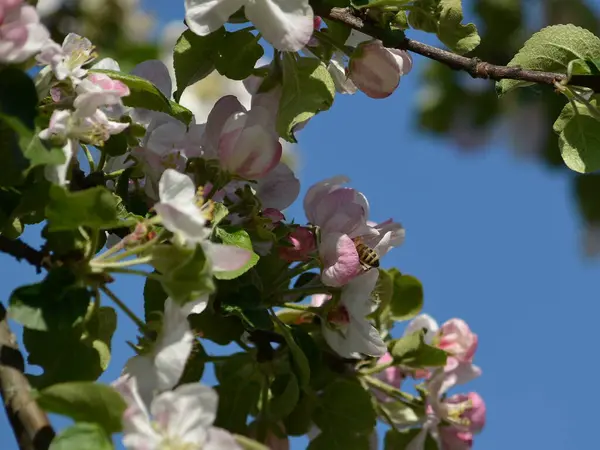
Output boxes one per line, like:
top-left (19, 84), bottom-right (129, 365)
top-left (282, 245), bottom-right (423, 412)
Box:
top-left (91, 69), bottom-right (193, 124)
top-left (0, 67), bottom-right (38, 129)
top-left (143, 276), bottom-right (168, 322)
top-left (46, 186), bottom-right (126, 231)
top-left (49, 423), bottom-right (112, 450)
top-left (384, 428), bottom-right (423, 450)
top-left (269, 373), bottom-right (300, 419)
top-left (173, 28), bottom-right (226, 101)
top-left (215, 30), bottom-right (265, 80)
top-left (189, 306), bottom-right (245, 345)
top-left (312, 380), bottom-right (376, 435)
top-left (308, 431), bottom-right (370, 450)
top-left (558, 114), bottom-right (600, 173)
top-left (83, 307), bottom-right (118, 372)
top-left (214, 228), bottom-right (260, 280)
top-left (275, 320), bottom-right (311, 389)
top-left (389, 273), bottom-right (424, 321)
top-left (407, 0), bottom-right (439, 33)
top-left (37, 382), bottom-right (126, 434)
top-left (437, 0), bottom-right (481, 54)
top-left (283, 393), bottom-right (317, 436)
top-left (277, 56), bottom-right (335, 143)
top-left (497, 25), bottom-right (600, 95)
top-left (390, 330), bottom-right (447, 368)
top-left (378, 401), bottom-right (420, 426)
top-left (215, 381), bottom-right (261, 434)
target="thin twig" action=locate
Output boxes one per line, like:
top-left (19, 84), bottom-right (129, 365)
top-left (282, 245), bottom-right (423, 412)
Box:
top-left (317, 5), bottom-right (600, 92)
top-left (0, 304), bottom-right (55, 450)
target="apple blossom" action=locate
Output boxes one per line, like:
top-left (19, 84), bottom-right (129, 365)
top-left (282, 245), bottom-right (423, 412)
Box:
top-left (328, 52), bottom-right (358, 95)
top-left (0, 0), bottom-right (49, 63)
top-left (115, 377), bottom-right (240, 450)
top-left (349, 39), bottom-right (413, 99)
top-left (203, 95), bottom-right (282, 179)
top-left (442, 392), bottom-right (486, 434)
top-left (316, 270), bottom-right (386, 359)
top-left (254, 162), bottom-right (300, 211)
top-left (438, 427), bottom-right (474, 450)
top-left (279, 226), bottom-right (316, 262)
top-left (184, 0), bottom-right (314, 52)
top-left (438, 318), bottom-right (478, 363)
top-left (123, 296), bottom-right (206, 407)
top-left (37, 33), bottom-right (96, 83)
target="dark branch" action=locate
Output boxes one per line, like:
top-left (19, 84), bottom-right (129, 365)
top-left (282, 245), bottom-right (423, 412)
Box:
top-left (318, 5), bottom-right (600, 92)
top-left (0, 237), bottom-right (48, 274)
top-left (0, 304), bottom-right (55, 450)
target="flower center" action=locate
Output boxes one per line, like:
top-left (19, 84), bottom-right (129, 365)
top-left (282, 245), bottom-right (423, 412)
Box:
top-left (327, 305), bottom-right (351, 328)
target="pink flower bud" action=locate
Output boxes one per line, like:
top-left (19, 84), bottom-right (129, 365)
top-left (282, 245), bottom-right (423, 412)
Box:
top-left (313, 16), bottom-right (322, 30)
top-left (218, 107), bottom-right (282, 179)
top-left (438, 427), bottom-right (473, 450)
top-left (279, 226), bottom-right (316, 262)
top-left (86, 73), bottom-right (130, 98)
top-left (263, 208), bottom-right (285, 224)
top-left (438, 319), bottom-right (478, 362)
top-left (445, 392), bottom-right (486, 434)
top-left (349, 40), bottom-right (412, 99)
top-left (376, 352), bottom-right (404, 388)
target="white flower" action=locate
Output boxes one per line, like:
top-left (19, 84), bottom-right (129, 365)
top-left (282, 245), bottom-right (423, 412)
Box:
top-left (115, 377), bottom-right (240, 450)
top-left (185, 0), bottom-right (314, 52)
top-left (0, 0), bottom-right (49, 64)
top-left (319, 270), bottom-right (386, 359)
top-left (36, 33), bottom-right (96, 83)
top-left (154, 169), bottom-right (253, 271)
top-left (123, 296), bottom-right (208, 407)
top-left (154, 169), bottom-right (211, 245)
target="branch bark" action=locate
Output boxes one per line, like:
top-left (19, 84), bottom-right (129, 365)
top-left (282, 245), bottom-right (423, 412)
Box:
top-left (317, 5), bottom-right (600, 92)
top-left (0, 236), bottom-right (48, 273)
top-left (0, 304), bottom-right (55, 450)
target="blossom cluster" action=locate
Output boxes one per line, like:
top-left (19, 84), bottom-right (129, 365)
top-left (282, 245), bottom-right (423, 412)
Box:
top-left (0, 1), bottom-right (486, 449)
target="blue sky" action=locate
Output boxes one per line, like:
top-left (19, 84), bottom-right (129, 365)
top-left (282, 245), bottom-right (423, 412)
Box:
top-left (1, 1), bottom-right (599, 449)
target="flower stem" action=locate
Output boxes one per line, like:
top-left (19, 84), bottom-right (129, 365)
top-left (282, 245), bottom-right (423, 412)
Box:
top-left (97, 149), bottom-right (107, 171)
top-left (94, 231), bottom-right (161, 263)
top-left (100, 285), bottom-right (147, 332)
top-left (363, 375), bottom-right (420, 405)
top-left (360, 361), bottom-right (395, 376)
top-left (91, 255), bottom-right (153, 270)
top-left (103, 267), bottom-right (163, 280)
top-left (81, 144), bottom-right (95, 172)
top-left (104, 168), bottom-right (126, 180)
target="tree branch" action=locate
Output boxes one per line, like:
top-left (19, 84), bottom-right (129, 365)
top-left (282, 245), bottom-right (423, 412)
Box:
top-left (0, 236), bottom-right (48, 274)
top-left (0, 304), bottom-right (55, 450)
top-left (317, 5), bottom-right (600, 92)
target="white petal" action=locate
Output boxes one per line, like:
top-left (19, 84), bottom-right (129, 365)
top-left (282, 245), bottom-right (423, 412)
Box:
top-left (123, 355), bottom-right (158, 409)
top-left (92, 58), bottom-right (121, 71)
top-left (245, 0), bottom-right (314, 52)
top-left (185, 0), bottom-right (245, 36)
top-left (151, 384), bottom-right (218, 442)
top-left (404, 314), bottom-right (439, 343)
top-left (206, 242), bottom-right (253, 272)
top-left (131, 59), bottom-right (173, 98)
top-left (181, 294), bottom-right (209, 316)
top-left (44, 139), bottom-right (76, 186)
top-left (342, 270), bottom-right (379, 318)
top-left (158, 169), bottom-right (196, 204)
top-left (205, 427), bottom-right (242, 450)
top-left (155, 202), bottom-right (209, 244)
top-left (347, 317), bottom-right (387, 357)
top-left (321, 324), bottom-right (359, 359)
top-left (255, 162), bottom-right (300, 211)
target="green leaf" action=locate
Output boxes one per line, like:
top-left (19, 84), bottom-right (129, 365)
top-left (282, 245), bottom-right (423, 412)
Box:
top-left (284, 393), bottom-right (317, 436)
top-left (84, 307), bottom-right (118, 372)
top-left (215, 381), bottom-right (261, 434)
top-left (46, 186), bottom-right (126, 230)
top-left (143, 276), bottom-right (168, 322)
top-left (214, 228), bottom-right (260, 280)
top-left (407, 0), bottom-right (440, 33)
top-left (437, 0), bottom-right (480, 54)
top-left (277, 56), bottom-right (335, 142)
top-left (497, 25), bottom-right (600, 95)
top-left (379, 401), bottom-right (420, 426)
top-left (384, 428), bottom-right (423, 450)
top-left (390, 330), bottom-right (447, 368)
top-left (211, 202), bottom-right (229, 228)
top-left (308, 431), bottom-right (370, 450)
top-left (102, 131), bottom-right (128, 156)
top-left (569, 58), bottom-right (600, 76)
top-left (275, 321), bottom-right (311, 389)
top-left (372, 268), bottom-right (394, 320)
top-left (91, 69), bottom-right (193, 124)
top-left (553, 96), bottom-right (600, 134)
top-left (234, 435), bottom-right (270, 450)
top-left (151, 244), bottom-right (215, 304)
top-left (0, 67), bottom-right (38, 129)
top-left (558, 114), bottom-right (600, 173)
top-left (189, 305), bottom-right (245, 345)
top-left (215, 30), bottom-right (264, 80)
top-left (313, 380), bottom-right (376, 435)
top-left (9, 270), bottom-right (91, 331)
top-left (24, 308), bottom-right (117, 388)
top-left (49, 423), bottom-right (112, 450)
top-left (269, 374), bottom-right (300, 419)
top-left (0, 114), bottom-right (65, 187)
top-left (390, 273), bottom-right (424, 321)
top-left (173, 28), bottom-right (225, 102)
top-left (37, 382), bottom-right (126, 434)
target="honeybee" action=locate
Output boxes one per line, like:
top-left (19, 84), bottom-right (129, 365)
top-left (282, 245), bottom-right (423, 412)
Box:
top-left (355, 239), bottom-right (380, 271)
